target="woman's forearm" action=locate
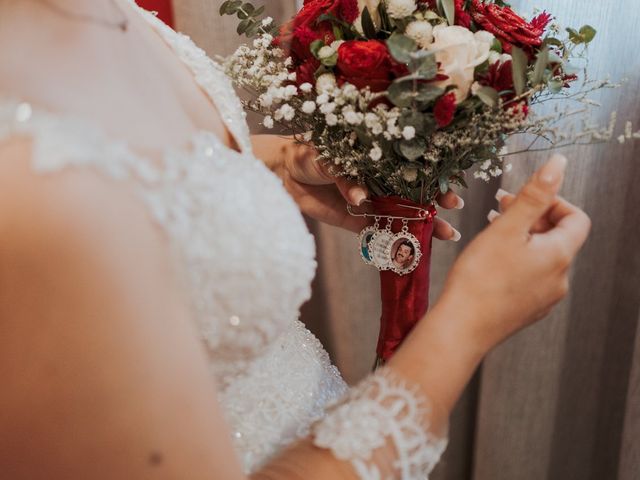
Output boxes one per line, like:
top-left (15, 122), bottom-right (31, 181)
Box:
top-left (388, 297), bottom-right (487, 423)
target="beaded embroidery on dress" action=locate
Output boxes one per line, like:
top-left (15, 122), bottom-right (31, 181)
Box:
top-left (0, 3), bottom-right (447, 477)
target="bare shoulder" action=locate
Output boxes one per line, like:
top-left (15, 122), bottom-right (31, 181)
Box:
top-left (0, 135), bottom-right (171, 278)
top-left (0, 136), bottom-right (243, 478)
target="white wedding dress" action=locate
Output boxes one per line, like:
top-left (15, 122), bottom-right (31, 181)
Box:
top-left (0, 4), bottom-right (447, 479)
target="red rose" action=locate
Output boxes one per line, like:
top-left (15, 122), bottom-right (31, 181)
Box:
top-left (470, 0), bottom-right (547, 53)
top-left (336, 40), bottom-right (395, 92)
top-left (434, 92), bottom-right (457, 128)
top-left (418, 0), bottom-right (471, 28)
top-left (276, 0), bottom-right (359, 62)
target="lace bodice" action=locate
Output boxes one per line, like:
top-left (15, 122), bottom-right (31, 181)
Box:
top-left (0, 4), bottom-right (446, 478)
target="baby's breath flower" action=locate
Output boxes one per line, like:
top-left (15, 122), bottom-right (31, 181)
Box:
top-left (302, 101), bottom-right (317, 114)
top-left (370, 144), bottom-right (383, 161)
top-left (405, 20), bottom-right (434, 48)
top-left (402, 126), bottom-right (416, 140)
top-left (263, 116), bottom-right (274, 129)
top-left (300, 82), bottom-right (313, 93)
top-left (386, 0), bottom-right (417, 19)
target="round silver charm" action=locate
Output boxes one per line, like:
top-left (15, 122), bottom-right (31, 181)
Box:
top-left (358, 226), bottom-right (377, 266)
top-left (369, 230), bottom-right (395, 271)
top-left (385, 232), bottom-right (422, 276)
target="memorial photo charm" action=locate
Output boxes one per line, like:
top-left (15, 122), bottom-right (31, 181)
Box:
top-left (386, 233), bottom-right (422, 276)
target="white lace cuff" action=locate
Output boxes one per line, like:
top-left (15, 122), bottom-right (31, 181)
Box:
top-left (312, 367), bottom-right (448, 480)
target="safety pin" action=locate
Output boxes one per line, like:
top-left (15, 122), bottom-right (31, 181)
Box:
top-left (347, 201), bottom-right (433, 221)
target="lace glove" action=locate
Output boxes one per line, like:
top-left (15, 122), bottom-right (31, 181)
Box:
top-left (311, 367), bottom-right (448, 480)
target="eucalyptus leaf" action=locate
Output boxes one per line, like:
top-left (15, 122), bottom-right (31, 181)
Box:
top-left (440, 0), bottom-right (456, 26)
top-left (399, 137), bottom-right (427, 161)
top-left (387, 80), bottom-right (415, 107)
top-left (475, 86), bottom-right (499, 107)
top-left (566, 27), bottom-right (583, 44)
top-left (399, 110), bottom-right (425, 132)
top-left (544, 37), bottom-right (563, 48)
top-left (511, 46), bottom-right (527, 95)
top-left (579, 25), bottom-right (597, 43)
top-left (415, 84), bottom-right (444, 103)
top-left (531, 46), bottom-right (549, 85)
top-left (410, 51), bottom-right (438, 79)
top-left (548, 78), bottom-right (564, 94)
top-left (386, 34), bottom-right (417, 64)
top-left (237, 18), bottom-right (252, 34)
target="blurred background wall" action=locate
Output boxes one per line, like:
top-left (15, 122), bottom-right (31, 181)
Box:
top-left (147, 1), bottom-right (640, 478)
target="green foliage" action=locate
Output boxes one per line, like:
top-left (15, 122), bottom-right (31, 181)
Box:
top-left (219, 0), bottom-right (275, 38)
top-left (439, 0), bottom-right (456, 26)
top-left (386, 34), bottom-right (417, 64)
top-left (475, 86), bottom-right (499, 108)
top-left (361, 7), bottom-right (378, 39)
top-left (511, 46), bottom-right (528, 95)
top-left (531, 46), bottom-right (549, 85)
top-left (566, 25), bottom-right (597, 45)
top-left (399, 137), bottom-right (427, 161)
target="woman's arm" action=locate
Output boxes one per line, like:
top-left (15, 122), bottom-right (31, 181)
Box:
top-left (0, 138), bottom-right (245, 479)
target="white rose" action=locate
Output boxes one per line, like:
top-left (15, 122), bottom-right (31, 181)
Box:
top-left (427, 26), bottom-right (495, 103)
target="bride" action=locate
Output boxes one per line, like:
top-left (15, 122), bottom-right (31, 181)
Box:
top-left (0, 1), bottom-right (591, 479)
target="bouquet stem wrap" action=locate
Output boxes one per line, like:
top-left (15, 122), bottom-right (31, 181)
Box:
top-left (371, 197), bottom-right (436, 362)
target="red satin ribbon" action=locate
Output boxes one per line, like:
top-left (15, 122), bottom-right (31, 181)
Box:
top-left (371, 196), bottom-right (436, 361)
top-left (136, 0), bottom-right (175, 27)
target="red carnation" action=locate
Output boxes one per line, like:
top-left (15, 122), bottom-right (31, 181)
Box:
top-left (470, 0), bottom-right (546, 53)
top-left (434, 92), bottom-right (457, 128)
top-left (479, 60), bottom-right (515, 99)
top-left (336, 40), bottom-right (395, 92)
top-left (339, 0), bottom-right (360, 23)
top-left (295, 58), bottom-right (321, 86)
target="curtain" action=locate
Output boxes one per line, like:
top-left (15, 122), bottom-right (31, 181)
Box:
top-left (174, 1), bottom-right (640, 478)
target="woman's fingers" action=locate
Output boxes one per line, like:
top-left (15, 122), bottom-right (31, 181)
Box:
top-left (494, 188), bottom-right (553, 233)
top-left (333, 175), bottom-right (369, 206)
top-left (436, 190), bottom-right (465, 210)
top-left (434, 217), bottom-right (461, 242)
top-left (540, 204), bottom-right (592, 262)
top-left (499, 154), bottom-right (568, 233)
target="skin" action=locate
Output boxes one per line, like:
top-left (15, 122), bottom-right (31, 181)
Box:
top-left (394, 244), bottom-right (414, 268)
top-left (0, 1), bottom-right (592, 479)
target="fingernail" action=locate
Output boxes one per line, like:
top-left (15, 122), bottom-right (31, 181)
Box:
top-left (350, 188), bottom-right (367, 206)
top-left (455, 197), bottom-right (465, 209)
top-left (487, 209), bottom-right (500, 222)
top-left (539, 154), bottom-right (567, 185)
top-left (451, 228), bottom-right (462, 242)
top-left (495, 188), bottom-right (509, 201)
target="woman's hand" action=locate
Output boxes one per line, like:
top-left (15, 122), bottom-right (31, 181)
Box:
top-left (435, 154), bottom-right (591, 354)
top-left (251, 134), bottom-right (464, 239)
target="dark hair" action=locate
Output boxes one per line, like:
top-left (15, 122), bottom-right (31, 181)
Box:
top-left (398, 240), bottom-right (415, 256)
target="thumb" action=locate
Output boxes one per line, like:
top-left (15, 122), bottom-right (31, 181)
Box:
top-left (500, 154), bottom-right (568, 232)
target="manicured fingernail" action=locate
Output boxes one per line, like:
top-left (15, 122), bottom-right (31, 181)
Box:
top-left (350, 188), bottom-right (367, 206)
top-left (451, 228), bottom-right (461, 242)
top-left (495, 188), bottom-right (509, 201)
top-left (487, 209), bottom-right (500, 222)
top-left (539, 154), bottom-right (567, 185)
top-left (455, 196), bottom-right (465, 209)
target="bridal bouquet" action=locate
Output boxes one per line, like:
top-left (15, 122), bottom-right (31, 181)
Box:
top-left (221, 0), bottom-right (637, 361)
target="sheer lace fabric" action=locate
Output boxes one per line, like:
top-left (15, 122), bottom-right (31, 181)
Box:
top-left (0, 3), bottom-right (447, 477)
top-left (313, 368), bottom-right (448, 480)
